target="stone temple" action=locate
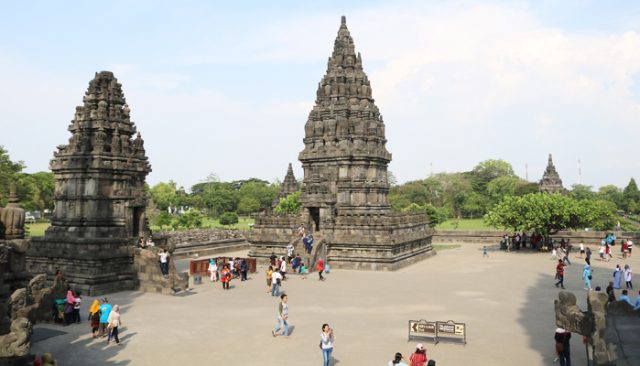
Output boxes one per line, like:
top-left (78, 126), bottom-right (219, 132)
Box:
top-left (26, 71), bottom-right (151, 295)
top-left (272, 163), bottom-right (299, 208)
top-left (250, 16), bottom-right (433, 270)
top-left (539, 154), bottom-right (564, 194)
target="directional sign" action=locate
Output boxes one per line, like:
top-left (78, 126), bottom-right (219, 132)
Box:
top-left (408, 319), bottom-right (437, 343)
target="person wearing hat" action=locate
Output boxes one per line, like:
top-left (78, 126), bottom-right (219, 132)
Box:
top-left (409, 343), bottom-right (428, 366)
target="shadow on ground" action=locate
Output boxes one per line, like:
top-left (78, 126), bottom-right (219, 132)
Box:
top-left (32, 290), bottom-right (145, 365)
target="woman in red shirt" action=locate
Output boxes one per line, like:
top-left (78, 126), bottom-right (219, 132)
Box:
top-left (409, 343), bottom-right (427, 366)
top-left (317, 258), bottom-right (325, 281)
top-left (221, 265), bottom-right (231, 290)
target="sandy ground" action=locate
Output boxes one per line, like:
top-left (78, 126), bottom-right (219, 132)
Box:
top-left (31, 243), bottom-right (638, 365)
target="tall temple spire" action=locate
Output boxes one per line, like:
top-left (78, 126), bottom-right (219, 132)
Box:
top-left (539, 154), bottom-right (564, 193)
top-left (300, 16), bottom-right (391, 215)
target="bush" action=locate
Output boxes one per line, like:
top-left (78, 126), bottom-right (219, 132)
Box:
top-left (275, 191), bottom-right (301, 214)
top-left (176, 209), bottom-right (204, 229)
top-left (218, 212), bottom-right (239, 226)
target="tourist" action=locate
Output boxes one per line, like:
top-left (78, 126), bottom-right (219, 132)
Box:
top-left (240, 259), bottom-right (248, 281)
top-left (64, 286), bottom-right (76, 326)
top-left (555, 260), bottom-right (565, 289)
top-left (292, 253), bottom-right (301, 274)
top-left (613, 264), bottom-right (622, 289)
top-left (271, 269), bottom-right (283, 296)
top-left (482, 245), bottom-right (488, 257)
top-left (304, 232), bottom-right (314, 254)
top-left (554, 328), bottom-right (571, 366)
top-left (622, 239), bottom-right (629, 259)
top-left (208, 258), bottom-right (218, 282)
top-left (146, 236), bottom-right (155, 247)
top-left (635, 290), bottom-right (640, 309)
top-left (221, 265), bottom-right (231, 290)
top-left (98, 298), bottom-right (112, 337)
top-left (73, 291), bottom-right (82, 324)
top-left (598, 243), bottom-right (605, 261)
top-left (427, 361), bottom-right (436, 366)
top-left (579, 242), bottom-right (585, 258)
top-left (605, 243), bottom-right (613, 262)
top-left (628, 239), bottom-right (634, 257)
top-left (585, 247), bottom-right (592, 266)
top-left (562, 246), bottom-right (571, 265)
top-left (270, 252), bottom-right (277, 266)
top-left (389, 352), bottom-right (408, 366)
top-left (320, 323), bottom-right (334, 366)
top-left (272, 294), bottom-right (289, 337)
top-left (107, 304), bottom-right (121, 345)
top-left (606, 282), bottom-right (616, 303)
top-left (228, 257), bottom-right (235, 277)
top-left (317, 257), bottom-right (325, 281)
top-left (583, 264), bottom-right (592, 291)
top-left (88, 299), bottom-right (101, 338)
top-left (158, 249), bottom-right (169, 277)
top-left (619, 289), bottom-right (635, 307)
top-left (550, 247), bottom-right (558, 260)
top-left (266, 266), bottom-right (274, 294)
top-left (300, 263), bottom-right (308, 279)
top-left (280, 256), bottom-right (287, 280)
top-left (287, 242), bottom-right (295, 262)
top-left (297, 224), bottom-right (306, 238)
top-left (138, 236), bottom-right (145, 248)
top-left (409, 343), bottom-right (427, 366)
top-left (624, 264), bottom-right (633, 289)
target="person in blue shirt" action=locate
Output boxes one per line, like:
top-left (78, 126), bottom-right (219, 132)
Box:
top-left (98, 298), bottom-right (113, 338)
top-left (619, 290), bottom-right (635, 307)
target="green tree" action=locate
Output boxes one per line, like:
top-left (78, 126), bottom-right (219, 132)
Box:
top-left (469, 159), bottom-right (515, 193)
top-left (238, 196), bottom-right (260, 215)
top-left (218, 211), bottom-right (239, 226)
top-left (176, 209), bottom-right (204, 229)
top-left (485, 193), bottom-right (615, 236)
top-left (0, 146), bottom-right (26, 206)
top-left (623, 178), bottom-right (640, 213)
top-left (486, 176), bottom-right (520, 204)
top-left (149, 181), bottom-right (178, 211)
top-left (154, 212), bottom-right (173, 230)
top-left (569, 184), bottom-right (596, 201)
top-left (275, 191), bottom-right (301, 214)
top-left (459, 191), bottom-right (489, 218)
top-left (598, 185), bottom-right (623, 209)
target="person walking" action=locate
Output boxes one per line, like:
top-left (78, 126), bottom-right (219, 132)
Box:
top-left (240, 259), bottom-right (248, 281)
top-left (583, 264), bottom-right (592, 291)
top-left (389, 352), bottom-right (409, 366)
top-left (613, 264), bottom-right (622, 289)
top-left (555, 260), bottom-right (565, 289)
top-left (221, 264), bottom-right (231, 290)
top-left (320, 323), bottom-right (334, 366)
top-left (266, 266), bottom-right (273, 294)
top-left (88, 299), bottom-right (101, 338)
top-left (317, 258), bottom-right (325, 281)
top-left (554, 328), bottom-right (572, 366)
top-left (409, 343), bottom-right (428, 366)
top-left (579, 242), bottom-right (585, 258)
top-left (208, 258), bottom-right (218, 282)
top-left (73, 291), bottom-right (82, 324)
top-left (98, 298), bottom-right (112, 338)
top-left (272, 294), bottom-right (289, 337)
top-left (107, 304), bottom-right (121, 345)
top-left (606, 281), bottom-right (616, 303)
top-left (63, 287), bottom-right (76, 326)
top-left (585, 247), bottom-right (592, 266)
top-left (482, 246), bottom-right (488, 257)
top-left (624, 264), bottom-right (633, 289)
top-left (280, 256), bottom-right (287, 281)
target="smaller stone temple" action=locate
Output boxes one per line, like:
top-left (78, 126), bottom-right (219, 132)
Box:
top-left (539, 154), bottom-right (565, 193)
top-left (250, 16), bottom-right (433, 270)
top-left (26, 71), bottom-right (152, 295)
top-left (272, 163), bottom-right (299, 208)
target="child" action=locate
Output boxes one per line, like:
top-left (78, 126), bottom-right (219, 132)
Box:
top-left (482, 246), bottom-right (488, 257)
top-left (73, 292), bottom-right (82, 324)
top-left (300, 264), bottom-right (308, 279)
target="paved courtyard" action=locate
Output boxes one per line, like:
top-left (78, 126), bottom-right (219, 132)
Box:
top-left (31, 243), bottom-right (638, 365)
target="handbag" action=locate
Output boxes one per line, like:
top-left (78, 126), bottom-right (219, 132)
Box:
top-left (555, 342), bottom-right (564, 353)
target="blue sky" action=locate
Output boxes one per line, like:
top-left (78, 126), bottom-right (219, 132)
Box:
top-left (2, 0), bottom-right (640, 190)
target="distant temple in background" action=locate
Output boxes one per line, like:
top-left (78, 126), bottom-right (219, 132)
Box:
top-left (272, 163), bottom-right (299, 208)
top-left (250, 16), bottom-right (434, 270)
top-left (539, 154), bottom-right (565, 194)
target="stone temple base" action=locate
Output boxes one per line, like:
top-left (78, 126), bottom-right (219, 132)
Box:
top-left (26, 238), bottom-right (135, 296)
top-left (249, 212), bottom-right (434, 271)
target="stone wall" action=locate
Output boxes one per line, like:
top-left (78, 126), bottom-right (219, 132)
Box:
top-left (155, 229), bottom-right (244, 246)
top-left (433, 230), bottom-right (640, 245)
top-left (133, 247), bottom-right (188, 295)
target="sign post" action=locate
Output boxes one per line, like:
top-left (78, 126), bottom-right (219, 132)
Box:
top-left (408, 319), bottom-right (438, 343)
top-left (436, 320), bottom-right (466, 345)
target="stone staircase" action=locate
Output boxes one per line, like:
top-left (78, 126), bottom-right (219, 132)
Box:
top-left (290, 233), bottom-right (326, 268)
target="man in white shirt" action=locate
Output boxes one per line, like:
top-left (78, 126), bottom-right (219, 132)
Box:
top-left (158, 249), bottom-right (170, 277)
top-left (286, 243), bottom-right (294, 261)
top-left (271, 271), bottom-right (283, 297)
top-left (280, 256), bottom-right (287, 280)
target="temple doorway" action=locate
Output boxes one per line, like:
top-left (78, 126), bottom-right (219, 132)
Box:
top-left (309, 207), bottom-right (320, 231)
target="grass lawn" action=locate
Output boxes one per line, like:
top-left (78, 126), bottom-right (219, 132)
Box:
top-left (152, 216), bottom-right (255, 232)
top-left (433, 244), bottom-right (461, 251)
top-left (26, 222), bottom-right (49, 237)
top-left (436, 218), bottom-right (495, 230)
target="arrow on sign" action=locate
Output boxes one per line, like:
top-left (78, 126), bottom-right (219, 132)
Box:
top-left (412, 323), bottom-right (417, 332)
